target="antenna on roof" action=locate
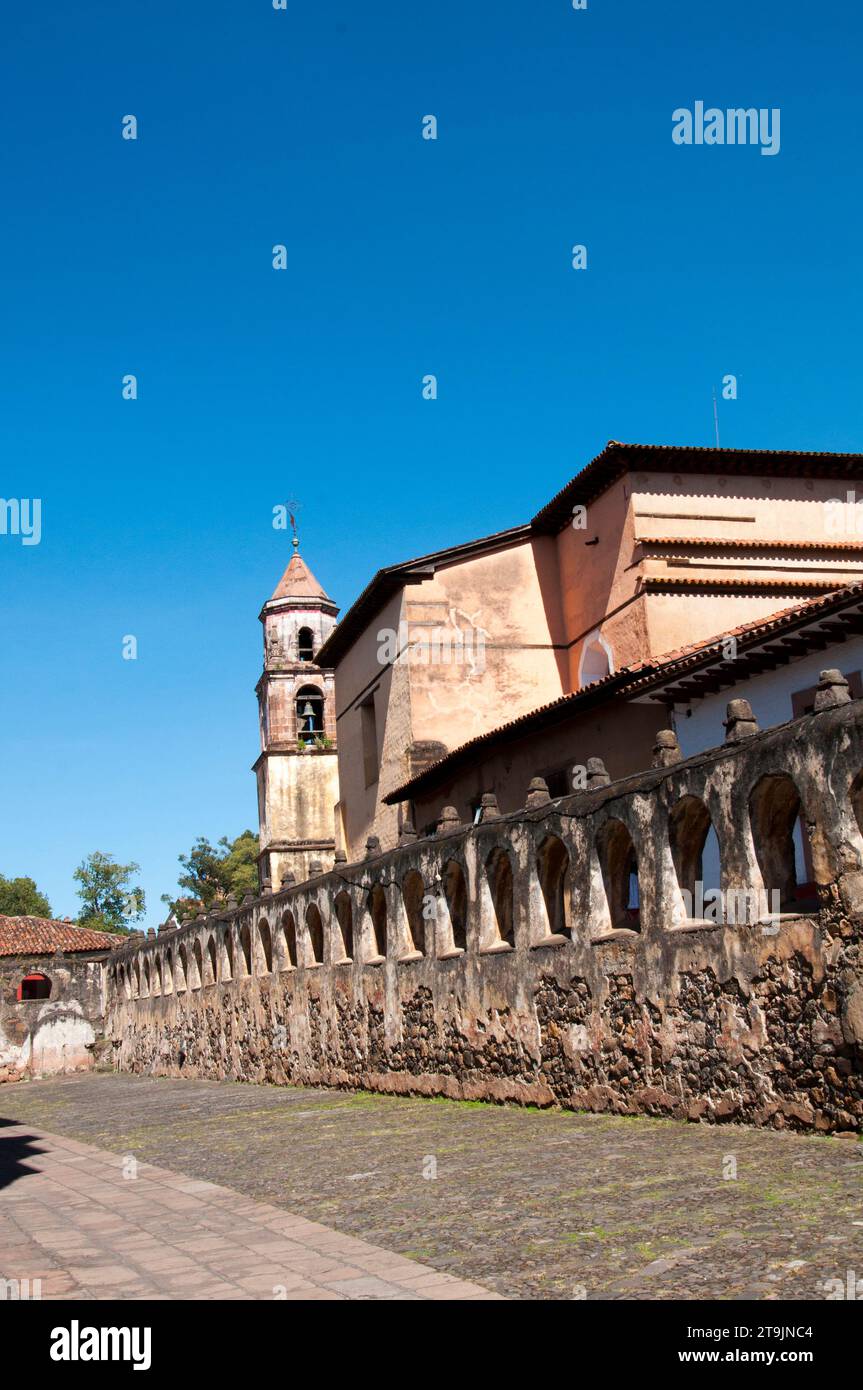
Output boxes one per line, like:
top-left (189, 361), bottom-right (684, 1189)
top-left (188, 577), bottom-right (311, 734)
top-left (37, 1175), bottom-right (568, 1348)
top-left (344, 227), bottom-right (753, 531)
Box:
top-left (712, 388), bottom-right (720, 448)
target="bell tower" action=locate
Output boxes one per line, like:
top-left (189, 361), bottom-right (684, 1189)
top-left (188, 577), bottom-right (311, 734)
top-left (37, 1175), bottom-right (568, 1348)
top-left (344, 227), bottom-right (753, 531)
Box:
top-left (254, 534), bottom-right (340, 889)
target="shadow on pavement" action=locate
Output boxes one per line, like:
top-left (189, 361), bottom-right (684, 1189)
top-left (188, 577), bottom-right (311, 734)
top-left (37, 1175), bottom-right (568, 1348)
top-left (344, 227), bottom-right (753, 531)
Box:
top-left (0, 1118), bottom-right (47, 1192)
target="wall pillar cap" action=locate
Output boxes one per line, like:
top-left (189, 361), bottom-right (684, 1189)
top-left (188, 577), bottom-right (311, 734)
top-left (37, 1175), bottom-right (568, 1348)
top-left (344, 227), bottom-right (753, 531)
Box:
top-left (436, 806), bottom-right (461, 834)
top-left (724, 699), bottom-right (759, 741)
top-left (479, 792), bottom-right (500, 820)
top-left (398, 821), bottom-right (418, 845)
top-left (365, 835), bottom-right (382, 860)
top-left (814, 669), bottom-right (852, 710)
top-left (586, 757), bottom-right (611, 789)
top-left (652, 729), bottom-right (682, 767)
top-left (525, 776), bottom-right (551, 808)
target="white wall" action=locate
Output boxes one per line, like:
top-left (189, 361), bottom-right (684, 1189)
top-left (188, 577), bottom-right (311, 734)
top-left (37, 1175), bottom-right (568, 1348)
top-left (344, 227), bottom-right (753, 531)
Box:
top-left (674, 636), bottom-right (863, 760)
top-left (672, 636), bottom-right (863, 896)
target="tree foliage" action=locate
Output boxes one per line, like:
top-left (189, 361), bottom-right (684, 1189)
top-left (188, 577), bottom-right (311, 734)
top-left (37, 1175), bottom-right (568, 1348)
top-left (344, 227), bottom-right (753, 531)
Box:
top-left (0, 873), bottom-right (52, 918)
top-left (73, 852), bottom-right (145, 935)
top-left (162, 830), bottom-right (260, 920)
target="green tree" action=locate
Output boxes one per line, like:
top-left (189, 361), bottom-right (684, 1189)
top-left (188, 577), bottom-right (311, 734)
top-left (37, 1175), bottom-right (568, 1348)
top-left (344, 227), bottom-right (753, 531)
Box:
top-left (162, 830), bottom-right (260, 919)
top-left (73, 852), bottom-right (145, 934)
top-left (218, 830), bottom-right (260, 900)
top-left (0, 873), bottom-right (52, 918)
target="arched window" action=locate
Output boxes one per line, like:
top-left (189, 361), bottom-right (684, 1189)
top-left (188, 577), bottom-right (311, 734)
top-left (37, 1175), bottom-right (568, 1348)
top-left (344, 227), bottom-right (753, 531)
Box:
top-left (334, 892), bottom-right (353, 961)
top-left (297, 627), bottom-right (315, 662)
top-left (669, 796), bottom-right (714, 903)
top-left (240, 924), bottom-right (253, 975)
top-left (296, 685), bottom-right (324, 746)
top-left (206, 936), bottom-right (217, 985)
top-left (281, 911), bottom-right (297, 969)
top-left (368, 885), bottom-right (387, 959)
top-left (400, 870), bottom-right (426, 954)
top-left (259, 920), bottom-right (273, 973)
top-left (596, 819), bottom-right (640, 932)
top-left (442, 860), bottom-right (468, 951)
top-left (749, 773), bottom-right (816, 913)
top-left (485, 847), bottom-right (515, 946)
top-left (176, 945), bottom-right (189, 993)
top-left (18, 972), bottom-right (51, 1001)
top-left (578, 631), bottom-right (614, 687)
top-left (536, 835), bottom-right (571, 937)
top-left (306, 905), bottom-right (324, 964)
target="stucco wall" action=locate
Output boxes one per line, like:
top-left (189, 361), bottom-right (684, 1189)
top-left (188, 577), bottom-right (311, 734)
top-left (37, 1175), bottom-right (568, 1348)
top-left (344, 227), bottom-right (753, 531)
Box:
top-left (672, 638), bottom-right (863, 894)
top-left (0, 952), bottom-right (107, 1082)
top-left (408, 700), bottom-right (665, 833)
top-left (631, 472), bottom-right (863, 547)
top-left (260, 749), bottom-right (340, 885)
top-left (333, 589), bottom-right (407, 858)
top-left (674, 638), bottom-right (863, 761)
top-left (332, 537), bottom-right (574, 858)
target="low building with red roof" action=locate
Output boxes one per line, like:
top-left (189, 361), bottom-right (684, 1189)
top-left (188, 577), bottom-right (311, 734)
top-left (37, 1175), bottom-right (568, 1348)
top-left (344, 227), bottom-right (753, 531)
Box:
top-left (0, 916), bottom-right (124, 1083)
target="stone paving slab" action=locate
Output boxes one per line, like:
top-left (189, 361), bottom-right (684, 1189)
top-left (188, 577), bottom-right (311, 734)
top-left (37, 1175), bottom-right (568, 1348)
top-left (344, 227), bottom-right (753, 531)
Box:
top-left (2, 1073), bottom-right (862, 1299)
top-left (0, 1119), bottom-right (500, 1300)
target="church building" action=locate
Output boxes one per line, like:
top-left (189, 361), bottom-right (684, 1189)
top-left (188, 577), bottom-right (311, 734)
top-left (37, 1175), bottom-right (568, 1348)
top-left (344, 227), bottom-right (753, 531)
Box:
top-left (254, 441), bottom-right (863, 875)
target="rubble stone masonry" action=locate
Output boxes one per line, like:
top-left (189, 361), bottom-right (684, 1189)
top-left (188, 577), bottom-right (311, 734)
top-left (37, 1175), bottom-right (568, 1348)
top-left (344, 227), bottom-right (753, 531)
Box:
top-left (106, 687), bottom-right (863, 1132)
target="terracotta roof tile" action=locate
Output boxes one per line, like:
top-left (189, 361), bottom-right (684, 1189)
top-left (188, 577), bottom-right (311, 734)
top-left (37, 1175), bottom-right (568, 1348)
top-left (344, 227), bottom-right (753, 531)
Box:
top-left (0, 917), bottom-right (126, 957)
top-left (642, 576), bottom-right (841, 592)
top-left (638, 536), bottom-right (863, 553)
top-left (269, 551), bottom-right (333, 604)
top-left (532, 440), bottom-right (863, 533)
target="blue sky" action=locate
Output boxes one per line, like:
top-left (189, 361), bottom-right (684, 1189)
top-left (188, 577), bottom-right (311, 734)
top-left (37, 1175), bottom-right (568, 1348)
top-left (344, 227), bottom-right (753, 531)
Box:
top-left (2, 0), bottom-right (861, 927)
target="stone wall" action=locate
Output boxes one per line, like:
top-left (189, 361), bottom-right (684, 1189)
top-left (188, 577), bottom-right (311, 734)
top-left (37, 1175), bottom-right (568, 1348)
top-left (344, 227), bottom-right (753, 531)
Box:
top-left (1, 952), bottom-right (107, 1082)
top-left (106, 682), bottom-right (863, 1132)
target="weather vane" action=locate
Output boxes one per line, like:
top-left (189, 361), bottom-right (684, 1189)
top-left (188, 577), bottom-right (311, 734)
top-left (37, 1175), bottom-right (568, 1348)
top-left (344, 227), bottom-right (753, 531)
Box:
top-left (286, 498), bottom-right (301, 551)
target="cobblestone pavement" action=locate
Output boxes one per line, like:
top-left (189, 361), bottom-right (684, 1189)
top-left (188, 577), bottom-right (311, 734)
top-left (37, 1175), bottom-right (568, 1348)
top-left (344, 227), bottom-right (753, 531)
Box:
top-left (2, 1074), bottom-right (862, 1300)
top-left (0, 1119), bottom-right (498, 1301)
